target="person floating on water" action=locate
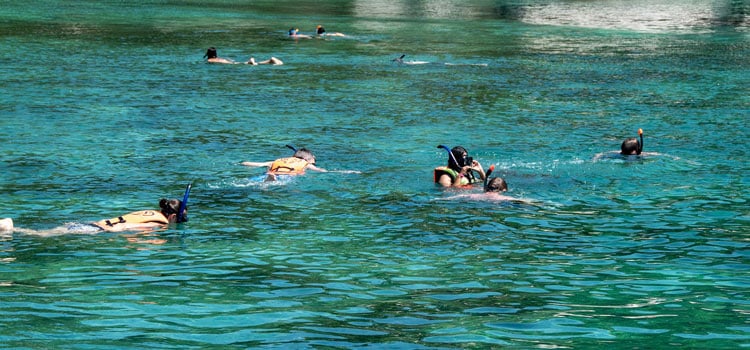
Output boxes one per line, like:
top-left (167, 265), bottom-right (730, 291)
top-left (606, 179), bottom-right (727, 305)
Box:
top-left (204, 47), bottom-right (283, 65)
top-left (1, 185), bottom-right (191, 236)
top-left (392, 54), bottom-right (488, 66)
top-left (241, 145), bottom-right (328, 182)
top-left (621, 128), bottom-right (644, 155)
top-left (288, 28), bottom-right (312, 39)
top-left (316, 25), bottom-right (346, 37)
top-left (434, 145), bottom-right (486, 187)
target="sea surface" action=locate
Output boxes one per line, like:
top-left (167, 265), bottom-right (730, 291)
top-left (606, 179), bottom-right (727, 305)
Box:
top-left (1, 1), bottom-right (749, 348)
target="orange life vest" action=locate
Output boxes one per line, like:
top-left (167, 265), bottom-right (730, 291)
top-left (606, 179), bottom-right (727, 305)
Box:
top-left (269, 157), bottom-right (309, 175)
top-left (93, 210), bottom-right (169, 229)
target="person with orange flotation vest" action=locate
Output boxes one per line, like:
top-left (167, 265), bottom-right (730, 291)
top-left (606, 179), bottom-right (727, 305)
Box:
top-left (1, 184), bottom-right (191, 235)
top-left (241, 145), bottom-right (328, 182)
top-left (434, 145), bottom-right (486, 187)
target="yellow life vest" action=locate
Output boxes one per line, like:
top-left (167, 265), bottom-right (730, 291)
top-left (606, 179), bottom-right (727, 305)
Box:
top-left (434, 166), bottom-right (473, 186)
top-left (93, 210), bottom-right (169, 229)
top-left (269, 157), bottom-right (309, 175)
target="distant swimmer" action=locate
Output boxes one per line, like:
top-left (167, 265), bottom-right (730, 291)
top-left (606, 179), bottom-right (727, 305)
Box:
top-left (594, 128), bottom-right (652, 161)
top-left (1, 185), bottom-right (191, 236)
top-left (392, 54), bottom-right (487, 66)
top-left (434, 145), bottom-right (486, 188)
top-left (621, 128), bottom-right (644, 155)
top-left (241, 145), bottom-right (328, 182)
top-left (288, 28), bottom-right (312, 39)
top-left (204, 47), bottom-right (283, 65)
top-left (392, 54), bottom-right (429, 65)
top-left (316, 25), bottom-right (346, 37)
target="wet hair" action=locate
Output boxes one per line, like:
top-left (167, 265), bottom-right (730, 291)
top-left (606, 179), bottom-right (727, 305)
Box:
top-left (204, 47), bottom-right (217, 59)
top-left (621, 134), bottom-right (645, 155)
top-left (159, 198), bottom-right (186, 223)
top-left (448, 146), bottom-right (468, 171)
top-left (293, 148), bottom-right (316, 164)
top-left (485, 177), bottom-right (508, 193)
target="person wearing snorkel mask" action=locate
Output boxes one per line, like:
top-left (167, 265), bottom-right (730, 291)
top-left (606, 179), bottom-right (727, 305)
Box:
top-left (288, 28), bottom-right (312, 39)
top-left (90, 198), bottom-right (188, 232)
top-left (241, 146), bottom-right (328, 182)
top-left (0, 197), bottom-right (189, 236)
top-left (620, 128), bottom-right (644, 155)
top-left (434, 146), bottom-right (486, 187)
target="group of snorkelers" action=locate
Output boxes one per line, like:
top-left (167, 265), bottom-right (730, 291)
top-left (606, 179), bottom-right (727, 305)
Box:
top-left (203, 25), bottom-right (346, 65)
top-left (0, 129), bottom-right (644, 235)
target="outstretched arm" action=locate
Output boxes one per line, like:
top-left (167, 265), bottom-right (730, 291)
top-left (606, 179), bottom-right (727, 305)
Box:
top-left (241, 161), bottom-right (272, 167)
top-left (307, 164), bottom-right (328, 172)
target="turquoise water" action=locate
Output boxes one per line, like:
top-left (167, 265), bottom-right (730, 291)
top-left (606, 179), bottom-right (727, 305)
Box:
top-left (1, 0), bottom-right (749, 348)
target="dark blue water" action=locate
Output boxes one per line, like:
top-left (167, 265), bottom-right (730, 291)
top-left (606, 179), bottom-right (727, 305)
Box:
top-left (1, 1), bottom-right (749, 348)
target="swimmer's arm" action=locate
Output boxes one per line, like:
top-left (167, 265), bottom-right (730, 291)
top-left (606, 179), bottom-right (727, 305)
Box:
top-left (437, 174), bottom-right (453, 187)
top-left (307, 164), bottom-right (328, 172)
top-left (240, 161), bottom-right (272, 167)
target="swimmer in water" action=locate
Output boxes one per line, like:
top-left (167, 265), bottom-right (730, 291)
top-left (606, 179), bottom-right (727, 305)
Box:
top-left (241, 145), bottom-right (327, 182)
top-left (1, 196), bottom-right (189, 236)
top-left (288, 28), bottom-right (312, 39)
top-left (621, 128), bottom-right (644, 155)
top-left (393, 54), bottom-right (488, 66)
top-left (593, 128), bottom-right (648, 161)
top-left (434, 145), bottom-right (486, 188)
top-left (437, 165), bottom-right (526, 202)
top-left (316, 25), bottom-right (346, 37)
top-left (204, 47), bottom-right (283, 65)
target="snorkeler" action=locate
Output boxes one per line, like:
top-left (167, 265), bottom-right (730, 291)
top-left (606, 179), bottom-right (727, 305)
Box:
top-left (434, 145), bottom-right (486, 187)
top-left (393, 54), bottom-right (488, 66)
top-left (1, 185), bottom-right (191, 235)
top-left (288, 28), bottom-right (312, 39)
top-left (593, 128), bottom-right (649, 161)
top-left (241, 145), bottom-right (328, 182)
top-left (204, 47), bottom-right (283, 65)
top-left (316, 25), bottom-right (346, 37)
top-left (621, 128), bottom-right (644, 155)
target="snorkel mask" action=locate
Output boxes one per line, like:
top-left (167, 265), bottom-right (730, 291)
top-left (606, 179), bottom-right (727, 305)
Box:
top-left (177, 183), bottom-right (191, 223)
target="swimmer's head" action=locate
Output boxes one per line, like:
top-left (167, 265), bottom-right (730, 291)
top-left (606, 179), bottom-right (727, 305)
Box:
top-left (620, 128), bottom-right (644, 155)
top-left (448, 146), bottom-right (469, 171)
top-left (484, 177), bottom-right (508, 193)
top-left (293, 148), bottom-right (316, 164)
top-left (204, 47), bottom-right (218, 59)
top-left (159, 198), bottom-right (187, 223)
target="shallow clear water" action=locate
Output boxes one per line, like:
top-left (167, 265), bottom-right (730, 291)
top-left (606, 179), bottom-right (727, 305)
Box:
top-left (1, 0), bottom-right (749, 348)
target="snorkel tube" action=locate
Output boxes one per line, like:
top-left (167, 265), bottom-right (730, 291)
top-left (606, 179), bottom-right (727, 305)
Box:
top-left (483, 165), bottom-right (495, 192)
top-left (437, 144), bottom-right (475, 183)
top-left (177, 183), bottom-right (191, 223)
top-left (636, 128), bottom-right (644, 155)
top-left (285, 144), bottom-right (298, 152)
